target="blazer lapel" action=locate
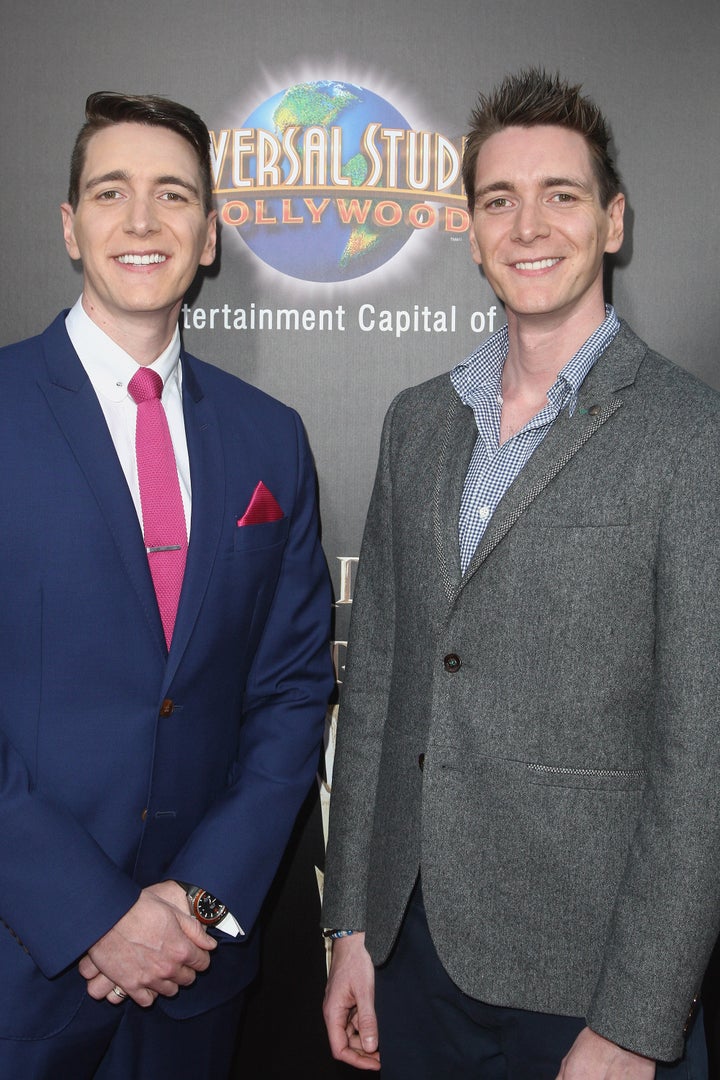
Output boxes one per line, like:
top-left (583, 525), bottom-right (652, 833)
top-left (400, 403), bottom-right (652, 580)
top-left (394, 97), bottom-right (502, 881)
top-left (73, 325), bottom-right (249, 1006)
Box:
top-left (440, 322), bottom-right (645, 601)
top-left (432, 392), bottom-right (477, 600)
top-left (460, 397), bottom-right (622, 588)
top-left (162, 354), bottom-right (225, 687)
top-left (39, 322), bottom-right (167, 655)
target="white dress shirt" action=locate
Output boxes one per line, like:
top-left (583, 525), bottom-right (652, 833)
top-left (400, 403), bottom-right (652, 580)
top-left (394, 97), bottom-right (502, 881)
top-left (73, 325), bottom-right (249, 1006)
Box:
top-left (65, 298), bottom-right (192, 540)
top-left (64, 298), bottom-right (241, 938)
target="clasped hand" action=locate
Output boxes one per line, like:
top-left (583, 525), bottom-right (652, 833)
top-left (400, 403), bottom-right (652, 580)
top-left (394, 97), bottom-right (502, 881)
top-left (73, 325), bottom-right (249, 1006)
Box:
top-left (78, 880), bottom-right (216, 1007)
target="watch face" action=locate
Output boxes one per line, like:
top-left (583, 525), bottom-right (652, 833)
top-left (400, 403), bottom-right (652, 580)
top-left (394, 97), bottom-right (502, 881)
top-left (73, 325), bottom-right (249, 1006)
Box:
top-left (194, 891), bottom-right (227, 924)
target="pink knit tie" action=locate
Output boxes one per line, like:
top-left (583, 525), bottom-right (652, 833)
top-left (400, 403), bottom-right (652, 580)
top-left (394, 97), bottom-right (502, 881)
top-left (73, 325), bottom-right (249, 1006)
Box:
top-left (128, 368), bottom-right (187, 649)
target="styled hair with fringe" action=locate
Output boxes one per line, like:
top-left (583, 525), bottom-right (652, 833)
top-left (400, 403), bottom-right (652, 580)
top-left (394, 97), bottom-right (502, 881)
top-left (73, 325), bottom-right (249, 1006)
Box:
top-left (68, 91), bottom-right (213, 214)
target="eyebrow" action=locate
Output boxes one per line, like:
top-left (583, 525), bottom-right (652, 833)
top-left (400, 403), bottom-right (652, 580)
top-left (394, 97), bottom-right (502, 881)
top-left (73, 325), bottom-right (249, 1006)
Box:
top-left (475, 176), bottom-right (592, 199)
top-left (84, 170), bottom-right (200, 197)
top-left (543, 176), bottom-right (592, 192)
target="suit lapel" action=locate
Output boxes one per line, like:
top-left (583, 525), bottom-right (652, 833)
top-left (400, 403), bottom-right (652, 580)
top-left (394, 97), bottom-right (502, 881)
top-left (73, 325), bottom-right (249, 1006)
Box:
top-left (162, 354), bottom-right (225, 688)
top-left (39, 319), bottom-right (167, 656)
top-left (436, 322), bottom-right (645, 602)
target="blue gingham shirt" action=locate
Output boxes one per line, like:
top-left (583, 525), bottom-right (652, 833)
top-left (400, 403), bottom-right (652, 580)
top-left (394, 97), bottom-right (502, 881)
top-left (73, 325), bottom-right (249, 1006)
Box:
top-left (452, 305), bottom-right (620, 573)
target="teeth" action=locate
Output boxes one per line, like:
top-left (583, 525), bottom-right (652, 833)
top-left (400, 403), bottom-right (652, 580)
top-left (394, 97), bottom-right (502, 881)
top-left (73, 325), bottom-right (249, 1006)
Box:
top-left (514, 258), bottom-right (560, 270)
top-left (117, 253), bottom-right (167, 265)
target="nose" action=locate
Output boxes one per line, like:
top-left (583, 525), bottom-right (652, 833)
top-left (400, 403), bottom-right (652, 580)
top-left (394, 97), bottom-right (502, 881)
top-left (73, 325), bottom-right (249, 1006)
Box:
top-left (511, 199), bottom-right (550, 244)
top-left (123, 193), bottom-right (160, 236)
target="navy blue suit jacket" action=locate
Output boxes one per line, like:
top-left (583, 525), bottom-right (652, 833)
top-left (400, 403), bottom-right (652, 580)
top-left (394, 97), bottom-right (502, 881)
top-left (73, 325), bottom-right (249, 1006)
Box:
top-left (0, 313), bottom-right (334, 1039)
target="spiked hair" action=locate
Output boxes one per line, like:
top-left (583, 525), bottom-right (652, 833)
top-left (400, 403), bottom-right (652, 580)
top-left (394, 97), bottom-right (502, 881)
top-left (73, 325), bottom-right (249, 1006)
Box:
top-left (462, 68), bottom-right (621, 212)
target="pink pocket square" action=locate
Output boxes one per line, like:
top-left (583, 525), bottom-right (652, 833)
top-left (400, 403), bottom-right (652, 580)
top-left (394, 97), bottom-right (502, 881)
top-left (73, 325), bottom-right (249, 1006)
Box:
top-left (237, 481), bottom-right (284, 526)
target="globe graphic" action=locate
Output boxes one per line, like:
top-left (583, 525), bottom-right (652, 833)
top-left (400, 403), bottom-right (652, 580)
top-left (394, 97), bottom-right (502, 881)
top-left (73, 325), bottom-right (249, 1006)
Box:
top-left (225, 81), bottom-right (415, 282)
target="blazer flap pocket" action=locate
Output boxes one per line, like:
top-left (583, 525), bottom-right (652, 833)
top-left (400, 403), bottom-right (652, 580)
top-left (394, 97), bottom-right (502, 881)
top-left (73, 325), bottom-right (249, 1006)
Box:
top-left (525, 760), bottom-right (646, 791)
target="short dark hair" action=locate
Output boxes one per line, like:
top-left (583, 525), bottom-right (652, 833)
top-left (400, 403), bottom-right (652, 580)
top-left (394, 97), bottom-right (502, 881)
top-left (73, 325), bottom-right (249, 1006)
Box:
top-left (68, 91), bottom-right (214, 214)
top-left (462, 68), bottom-right (621, 212)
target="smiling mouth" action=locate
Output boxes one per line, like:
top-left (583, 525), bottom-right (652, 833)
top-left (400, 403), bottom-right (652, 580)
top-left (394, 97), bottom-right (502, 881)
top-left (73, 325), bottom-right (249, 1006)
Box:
top-left (513, 258), bottom-right (561, 270)
top-left (116, 253), bottom-right (167, 265)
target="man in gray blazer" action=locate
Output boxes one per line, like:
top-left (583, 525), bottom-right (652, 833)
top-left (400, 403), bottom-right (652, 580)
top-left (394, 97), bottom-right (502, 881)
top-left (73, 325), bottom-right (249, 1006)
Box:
top-left (321, 68), bottom-right (720, 1079)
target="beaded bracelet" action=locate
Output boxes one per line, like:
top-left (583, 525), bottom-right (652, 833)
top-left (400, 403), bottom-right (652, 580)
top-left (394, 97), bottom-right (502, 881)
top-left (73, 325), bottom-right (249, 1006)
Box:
top-left (322, 928), bottom-right (356, 939)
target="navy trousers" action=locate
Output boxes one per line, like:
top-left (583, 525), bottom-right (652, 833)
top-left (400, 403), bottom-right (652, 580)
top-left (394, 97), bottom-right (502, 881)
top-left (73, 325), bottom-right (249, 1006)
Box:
top-left (0, 989), bottom-right (246, 1080)
top-left (374, 884), bottom-right (707, 1079)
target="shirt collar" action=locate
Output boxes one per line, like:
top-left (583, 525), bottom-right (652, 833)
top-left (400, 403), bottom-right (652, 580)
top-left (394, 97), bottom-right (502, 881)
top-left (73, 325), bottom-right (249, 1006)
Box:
top-left (65, 297), bottom-right (182, 403)
top-left (451, 305), bottom-right (620, 413)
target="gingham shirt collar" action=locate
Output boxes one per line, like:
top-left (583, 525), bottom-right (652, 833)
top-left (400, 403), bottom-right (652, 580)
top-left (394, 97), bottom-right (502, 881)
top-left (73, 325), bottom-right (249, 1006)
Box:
top-left (451, 305), bottom-right (621, 573)
top-left (451, 304), bottom-right (620, 420)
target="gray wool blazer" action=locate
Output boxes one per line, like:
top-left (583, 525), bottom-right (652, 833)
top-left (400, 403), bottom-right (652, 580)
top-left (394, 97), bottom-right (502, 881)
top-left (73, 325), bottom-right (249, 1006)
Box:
top-left (322, 322), bottom-right (720, 1063)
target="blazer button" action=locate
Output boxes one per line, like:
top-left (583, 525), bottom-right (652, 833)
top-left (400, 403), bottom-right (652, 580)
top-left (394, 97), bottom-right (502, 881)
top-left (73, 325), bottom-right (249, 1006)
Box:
top-left (418, 753), bottom-right (425, 771)
top-left (159, 698), bottom-right (174, 718)
top-left (443, 653), bottom-right (461, 673)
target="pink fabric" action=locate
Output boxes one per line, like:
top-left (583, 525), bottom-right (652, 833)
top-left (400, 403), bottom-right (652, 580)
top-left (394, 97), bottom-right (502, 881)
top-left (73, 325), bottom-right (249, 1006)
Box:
top-left (128, 368), bottom-right (187, 649)
top-left (237, 481), bottom-right (284, 526)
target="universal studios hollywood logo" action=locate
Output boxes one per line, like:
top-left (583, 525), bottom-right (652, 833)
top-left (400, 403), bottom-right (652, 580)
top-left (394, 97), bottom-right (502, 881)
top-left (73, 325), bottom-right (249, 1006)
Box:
top-left (210, 79), bottom-right (470, 284)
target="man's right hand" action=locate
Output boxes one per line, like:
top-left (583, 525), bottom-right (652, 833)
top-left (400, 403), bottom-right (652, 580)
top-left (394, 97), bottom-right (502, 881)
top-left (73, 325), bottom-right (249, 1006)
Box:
top-left (78, 882), bottom-right (216, 1007)
top-left (323, 932), bottom-right (381, 1071)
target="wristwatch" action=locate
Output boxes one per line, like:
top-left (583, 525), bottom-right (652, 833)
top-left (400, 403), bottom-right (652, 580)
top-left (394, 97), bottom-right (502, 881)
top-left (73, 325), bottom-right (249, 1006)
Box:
top-left (176, 881), bottom-right (228, 926)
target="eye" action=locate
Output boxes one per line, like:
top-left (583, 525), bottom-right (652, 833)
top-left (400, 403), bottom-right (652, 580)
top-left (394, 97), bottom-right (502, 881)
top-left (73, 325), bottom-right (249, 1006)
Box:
top-left (160, 190), bottom-right (187, 202)
top-left (550, 192), bottom-right (576, 203)
top-left (97, 189), bottom-right (123, 201)
top-left (485, 196), bottom-right (512, 210)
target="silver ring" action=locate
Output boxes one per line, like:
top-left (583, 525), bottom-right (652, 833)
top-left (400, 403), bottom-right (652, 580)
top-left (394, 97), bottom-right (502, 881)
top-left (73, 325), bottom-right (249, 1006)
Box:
top-left (111, 985), bottom-right (128, 1000)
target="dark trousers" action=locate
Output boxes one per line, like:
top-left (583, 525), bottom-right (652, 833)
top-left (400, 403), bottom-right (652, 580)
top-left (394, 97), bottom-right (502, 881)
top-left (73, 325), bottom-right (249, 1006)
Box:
top-left (374, 884), bottom-right (707, 1079)
top-left (0, 990), bottom-right (246, 1080)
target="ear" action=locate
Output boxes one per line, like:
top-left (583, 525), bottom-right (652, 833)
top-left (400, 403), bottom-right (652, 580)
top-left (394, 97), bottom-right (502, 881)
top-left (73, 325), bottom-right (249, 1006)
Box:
top-left (60, 203), bottom-right (81, 261)
top-left (604, 192), bottom-right (625, 255)
top-left (199, 209), bottom-right (218, 267)
top-left (469, 217), bottom-right (482, 266)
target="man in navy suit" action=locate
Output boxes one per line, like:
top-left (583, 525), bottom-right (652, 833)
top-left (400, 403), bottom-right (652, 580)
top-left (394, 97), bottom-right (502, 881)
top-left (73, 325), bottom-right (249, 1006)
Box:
top-left (0, 91), bottom-right (334, 1078)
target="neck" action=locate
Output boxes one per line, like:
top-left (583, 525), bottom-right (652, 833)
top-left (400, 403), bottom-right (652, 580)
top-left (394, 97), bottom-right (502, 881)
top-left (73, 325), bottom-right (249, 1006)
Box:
top-left (503, 299), bottom-right (607, 398)
top-left (80, 295), bottom-right (179, 366)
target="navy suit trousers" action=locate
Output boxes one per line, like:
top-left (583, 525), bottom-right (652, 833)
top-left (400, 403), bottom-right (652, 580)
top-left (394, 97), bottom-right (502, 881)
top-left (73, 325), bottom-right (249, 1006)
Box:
top-left (0, 990), bottom-right (246, 1080)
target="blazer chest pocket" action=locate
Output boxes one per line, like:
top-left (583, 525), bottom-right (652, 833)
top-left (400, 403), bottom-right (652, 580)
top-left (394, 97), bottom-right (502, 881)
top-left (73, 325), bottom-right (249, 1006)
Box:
top-left (531, 506), bottom-right (630, 528)
top-left (234, 516), bottom-right (289, 553)
top-left (525, 761), bottom-right (646, 792)
top-left (526, 487), bottom-right (630, 527)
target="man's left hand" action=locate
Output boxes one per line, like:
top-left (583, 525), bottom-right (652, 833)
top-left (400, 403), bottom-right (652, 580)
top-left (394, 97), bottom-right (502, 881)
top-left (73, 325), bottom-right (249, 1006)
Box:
top-left (80, 881), bottom-right (213, 1006)
top-left (556, 1026), bottom-right (656, 1079)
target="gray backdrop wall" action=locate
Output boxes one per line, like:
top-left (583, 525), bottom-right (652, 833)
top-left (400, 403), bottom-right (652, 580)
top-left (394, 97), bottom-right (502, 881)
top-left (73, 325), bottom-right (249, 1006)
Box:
top-left (2, 1), bottom-right (719, 1075)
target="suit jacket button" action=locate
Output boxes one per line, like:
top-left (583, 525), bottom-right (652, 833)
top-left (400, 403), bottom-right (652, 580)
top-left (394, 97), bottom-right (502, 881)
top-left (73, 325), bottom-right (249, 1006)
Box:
top-left (141, 808), bottom-right (148, 821)
top-left (444, 653), bottom-right (461, 673)
top-left (418, 753), bottom-right (425, 770)
top-left (588, 404), bottom-right (601, 416)
top-left (159, 698), bottom-right (174, 718)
